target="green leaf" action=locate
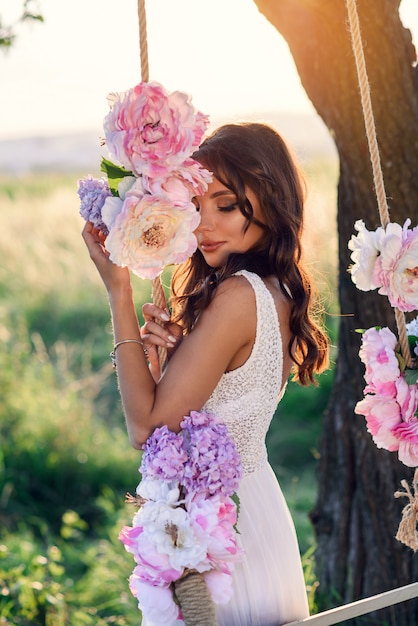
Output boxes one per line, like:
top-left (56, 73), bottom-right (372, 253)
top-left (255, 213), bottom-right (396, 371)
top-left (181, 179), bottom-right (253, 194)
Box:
top-left (231, 492), bottom-right (241, 533)
top-left (100, 157), bottom-right (134, 196)
top-left (404, 368), bottom-right (418, 386)
top-left (408, 334), bottom-right (418, 355)
top-left (396, 352), bottom-right (406, 373)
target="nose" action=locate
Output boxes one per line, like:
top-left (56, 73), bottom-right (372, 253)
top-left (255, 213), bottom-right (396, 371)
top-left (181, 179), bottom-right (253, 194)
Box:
top-left (196, 205), bottom-right (215, 232)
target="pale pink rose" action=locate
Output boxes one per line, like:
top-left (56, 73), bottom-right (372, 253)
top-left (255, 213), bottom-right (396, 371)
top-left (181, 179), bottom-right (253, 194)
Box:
top-left (143, 159), bottom-right (213, 203)
top-left (393, 420), bottom-right (418, 466)
top-left (129, 577), bottom-right (183, 626)
top-left (355, 394), bottom-right (401, 451)
top-left (373, 220), bottom-right (418, 312)
top-left (105, 193), bottom-right (200, 279)
top-left (204, 569), bottom-right (234, 605)
top-left (348, 219), bottom-right (382, 291)
top-left (359, 327), bottom-right (400, 388)
top-left (104, 82), bottom-right (209, 178)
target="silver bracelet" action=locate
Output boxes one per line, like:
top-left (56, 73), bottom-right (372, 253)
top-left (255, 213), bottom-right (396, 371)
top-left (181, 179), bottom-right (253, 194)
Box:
top-left (110, 339), bottom-right (145, 369)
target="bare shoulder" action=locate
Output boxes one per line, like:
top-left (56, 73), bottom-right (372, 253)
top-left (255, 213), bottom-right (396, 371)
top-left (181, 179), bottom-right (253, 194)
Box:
top-left (206, 274), bottom-right (257, 322)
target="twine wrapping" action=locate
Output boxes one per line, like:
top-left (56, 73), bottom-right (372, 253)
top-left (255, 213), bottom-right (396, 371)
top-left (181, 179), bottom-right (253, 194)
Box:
top-left (174, 570), bottom-right (219, 626)
top-left (395, 469), bottom-right (418, 551)
top-left (135, 2), bottom-right (217, 624)
top-left (345, 0), bottom-right (412, 368)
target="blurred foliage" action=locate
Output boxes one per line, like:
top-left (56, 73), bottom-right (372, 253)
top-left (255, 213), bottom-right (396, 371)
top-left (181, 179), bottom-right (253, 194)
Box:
top-left (0, 1), bottom-right (43, 50)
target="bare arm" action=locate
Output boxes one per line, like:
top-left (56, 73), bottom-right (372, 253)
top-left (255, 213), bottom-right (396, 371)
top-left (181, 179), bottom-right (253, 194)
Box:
top-left (82, 222), bottom-right (256, 447)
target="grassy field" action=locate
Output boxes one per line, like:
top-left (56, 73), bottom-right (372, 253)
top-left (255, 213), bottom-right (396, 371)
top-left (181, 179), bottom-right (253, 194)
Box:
top-left (0, 159), bottom-right (339, 624)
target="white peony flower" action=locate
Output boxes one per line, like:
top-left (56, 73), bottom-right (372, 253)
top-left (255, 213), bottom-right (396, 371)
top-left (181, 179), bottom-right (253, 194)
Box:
top-left (136, 477), bottom-right (181, 505)
top-left (101, 176), bottom-right (139, 230)
top-left (348, 219), bottom-right (382, 291)
top-left (136, 501), bottom-right (208, 571)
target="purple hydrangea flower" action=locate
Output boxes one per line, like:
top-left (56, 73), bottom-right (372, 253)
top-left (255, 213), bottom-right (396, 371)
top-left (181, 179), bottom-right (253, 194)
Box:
top-left (77, 175), bottom-right (112, 234)
top-left (180, 411), bottom-right (243, 498)
top-left (140, 426), bottom-right (187, 482)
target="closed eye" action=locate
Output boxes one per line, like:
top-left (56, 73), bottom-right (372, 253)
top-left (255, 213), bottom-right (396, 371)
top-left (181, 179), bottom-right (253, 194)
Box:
top-left (218, 202), bottom-right (238, 212)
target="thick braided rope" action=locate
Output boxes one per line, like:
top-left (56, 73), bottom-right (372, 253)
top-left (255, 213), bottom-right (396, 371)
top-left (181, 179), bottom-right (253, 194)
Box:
top-left (137, 0), bottom-right (167, 366)
top-left (345, 0), bottom-right (412, 368)
top-left (137, 0), bottom-right (149, 83)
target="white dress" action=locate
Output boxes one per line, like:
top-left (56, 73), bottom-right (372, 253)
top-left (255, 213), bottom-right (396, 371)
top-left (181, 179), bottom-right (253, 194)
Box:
top-left (202, 270), bottom-right (309, 626)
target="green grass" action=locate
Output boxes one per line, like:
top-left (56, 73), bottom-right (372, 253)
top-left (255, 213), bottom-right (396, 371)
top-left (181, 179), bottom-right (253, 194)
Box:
top-left (0, 163), bottom-right (339, 623)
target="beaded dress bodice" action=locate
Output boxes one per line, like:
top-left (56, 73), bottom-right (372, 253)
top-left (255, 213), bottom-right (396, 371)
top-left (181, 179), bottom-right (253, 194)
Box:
top-left (202, 270), bottom-right (283, 475)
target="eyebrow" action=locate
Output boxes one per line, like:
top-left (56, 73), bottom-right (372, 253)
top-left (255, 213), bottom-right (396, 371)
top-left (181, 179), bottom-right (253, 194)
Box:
top-left (210, 190), bottom-right (236, 200)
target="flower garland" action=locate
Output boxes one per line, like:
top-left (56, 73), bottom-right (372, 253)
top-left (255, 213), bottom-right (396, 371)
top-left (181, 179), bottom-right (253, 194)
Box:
top-left (118, 411), bottom-right (243, 626)
top-left (348, 219), bottom-right (418, 465)
top-left (77, 81), bottom-right (212, 279)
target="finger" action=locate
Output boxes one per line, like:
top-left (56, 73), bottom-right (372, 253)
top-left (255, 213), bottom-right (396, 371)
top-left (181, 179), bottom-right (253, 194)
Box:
top-left (142, 302), bottom-right (171, 323)
top-left (142, 325), bottom-right (177, 349)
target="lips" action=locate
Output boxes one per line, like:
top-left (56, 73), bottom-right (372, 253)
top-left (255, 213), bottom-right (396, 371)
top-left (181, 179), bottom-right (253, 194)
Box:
top-left (199, 240), bottom-right (224, 253)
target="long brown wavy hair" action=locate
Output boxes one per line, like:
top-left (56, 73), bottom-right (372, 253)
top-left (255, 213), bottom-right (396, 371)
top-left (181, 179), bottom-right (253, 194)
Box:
top-left (170, 122), bottom-right (329, 385)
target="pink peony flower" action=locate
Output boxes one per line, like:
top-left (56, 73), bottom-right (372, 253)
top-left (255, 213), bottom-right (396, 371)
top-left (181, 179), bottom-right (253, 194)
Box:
top-left (204, 569), bottom-right (235, 605)
top-left (104, 82), bottom-right (209, 178)
top-left (358, 327), bottom-right (400, 389)
top-left (143, 158), bottom-right (213, 203)
top-left (348, 219), bottom-right (382, 291)
top-left (373, 220), bottom-right (418, 312)
top-left (188, 496), bottom-right (242, 571)
top-left (396, 376), bottom-right (418, 422)
top-left (105, 192), bottom-right (200, 279)
top-left (393, 420), bottom-right (418, 466)
top-left (129, 577), bottom-right (183, 626)
top-left (354, 394), bottom-right (401, 452)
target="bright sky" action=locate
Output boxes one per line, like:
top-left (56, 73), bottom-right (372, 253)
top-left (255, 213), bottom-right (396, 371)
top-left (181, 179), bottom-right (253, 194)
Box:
top-left (1, 0), bottom-right (418, 139)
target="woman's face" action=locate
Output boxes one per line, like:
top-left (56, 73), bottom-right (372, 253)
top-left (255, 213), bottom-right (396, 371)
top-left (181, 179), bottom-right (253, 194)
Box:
top-left (193, 177), bottom-right (265, 268)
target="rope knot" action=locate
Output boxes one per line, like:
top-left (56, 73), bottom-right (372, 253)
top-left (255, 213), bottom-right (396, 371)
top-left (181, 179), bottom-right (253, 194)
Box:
top-left (395, 468), bottom-right (418, 551)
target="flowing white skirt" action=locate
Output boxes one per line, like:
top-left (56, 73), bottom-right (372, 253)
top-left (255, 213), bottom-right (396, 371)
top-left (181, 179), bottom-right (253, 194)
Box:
top-left (215, 462), bottom-right (309, 626)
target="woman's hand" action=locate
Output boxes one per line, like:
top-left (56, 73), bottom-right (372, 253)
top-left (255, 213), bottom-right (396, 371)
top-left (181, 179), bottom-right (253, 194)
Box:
top-left (141, 303), bottom-right (183, 381)
top-left (81, 221), bottom-right (131, 294)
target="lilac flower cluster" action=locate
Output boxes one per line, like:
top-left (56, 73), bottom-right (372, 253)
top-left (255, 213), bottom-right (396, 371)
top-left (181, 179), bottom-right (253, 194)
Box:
top-left (139, 412), bottom-right (242, 499)
top-left (181, 411), bottom-right (243, 498)
top-left (77, 175), bottom-right (112, 234)
top-left (140, 425), bottom-right (188, 481)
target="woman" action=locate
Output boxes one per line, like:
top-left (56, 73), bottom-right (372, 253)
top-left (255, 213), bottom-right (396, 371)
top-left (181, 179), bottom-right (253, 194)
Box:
top-left (82, 122), bottom-right (329, 626)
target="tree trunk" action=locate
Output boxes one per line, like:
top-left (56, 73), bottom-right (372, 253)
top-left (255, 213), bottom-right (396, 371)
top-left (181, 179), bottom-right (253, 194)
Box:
top-left (253, 0), bottom-right (418, 622)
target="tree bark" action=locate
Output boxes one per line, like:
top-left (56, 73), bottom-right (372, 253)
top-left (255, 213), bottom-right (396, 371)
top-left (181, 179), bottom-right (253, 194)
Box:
top-left (253, 0), bottom-right (418, 622)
